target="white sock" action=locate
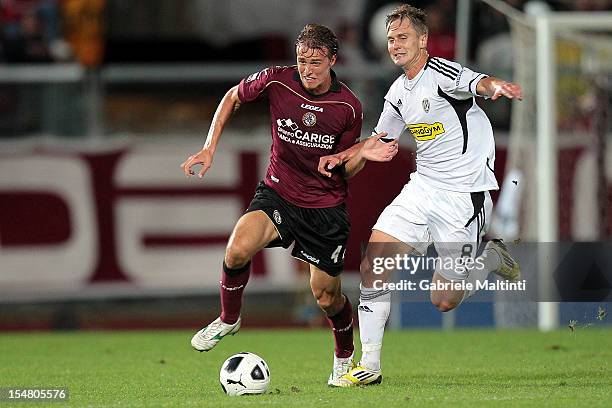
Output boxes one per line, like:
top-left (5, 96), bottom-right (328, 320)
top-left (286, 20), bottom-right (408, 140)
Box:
top-left (358, 284), bottom-right (390, 372)
top-left (463, 247), bottom-right (501, 300)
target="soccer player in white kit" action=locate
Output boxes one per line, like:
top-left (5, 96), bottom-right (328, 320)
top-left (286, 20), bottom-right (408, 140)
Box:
top-left (319, 4), bottom-right (522, 386)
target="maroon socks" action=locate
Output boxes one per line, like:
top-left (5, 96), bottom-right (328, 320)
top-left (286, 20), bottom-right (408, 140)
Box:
top-left (220, 261), bottom-right (353, 359)
top-left (326, 295), bottom-right (355, 358)
top-left (219, 261), bottom-right (251, 325)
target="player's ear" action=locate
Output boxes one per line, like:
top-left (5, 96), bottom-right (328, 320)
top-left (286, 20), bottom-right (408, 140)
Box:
top-left (419, 33), bottom-right (428, 49)
top-left (329, 54), bottom-right (337, 67)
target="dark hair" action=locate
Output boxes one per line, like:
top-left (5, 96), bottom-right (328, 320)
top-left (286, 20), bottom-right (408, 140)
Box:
top-left (295, 23), bottom-right (339, 59)
top-left (386, 4), bottom-right (428, 36)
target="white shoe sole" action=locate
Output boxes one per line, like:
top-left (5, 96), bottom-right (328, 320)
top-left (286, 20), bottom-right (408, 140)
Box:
top-left (190, 319), bottom-right (241, 352)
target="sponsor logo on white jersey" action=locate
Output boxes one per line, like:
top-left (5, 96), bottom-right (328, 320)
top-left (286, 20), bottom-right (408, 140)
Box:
top-left (408, 122), bottom-right (445, 141)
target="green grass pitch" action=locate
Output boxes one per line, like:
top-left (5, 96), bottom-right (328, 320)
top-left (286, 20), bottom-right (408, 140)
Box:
top-left (0, 328), bottom-right (610, 407)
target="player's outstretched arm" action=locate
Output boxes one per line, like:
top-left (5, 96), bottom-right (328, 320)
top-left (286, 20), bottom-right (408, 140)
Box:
top-left (476, 77), bottom-right (523, 101)
top-left (180, 85), bottom-right (242, 178)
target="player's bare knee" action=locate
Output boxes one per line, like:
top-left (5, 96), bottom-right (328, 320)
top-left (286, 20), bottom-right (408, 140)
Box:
top-left (437, 301), bottom-right (458, 313)
top-left (314, 290), bottom-right (342, 315)
top-left (224, 243), bottom-right (252, 269)
top-left (314, 290), bottom-right (333, 309)
top-left (431, 297), bottom-right (459, 313)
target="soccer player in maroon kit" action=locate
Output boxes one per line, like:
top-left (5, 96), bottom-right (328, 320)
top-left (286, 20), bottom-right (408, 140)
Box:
top-left (180, 24), bottom-right (398, 385)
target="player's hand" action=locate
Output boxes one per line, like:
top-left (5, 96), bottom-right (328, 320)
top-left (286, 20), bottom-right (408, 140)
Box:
top-left (318, 154), bottom-right (343, 177)
top-left (491, 80), bottom-right (523, 101)
top-left (361, 132), bottom-right (398, 162)
top-left (180, 148), bottom-right (214, 178)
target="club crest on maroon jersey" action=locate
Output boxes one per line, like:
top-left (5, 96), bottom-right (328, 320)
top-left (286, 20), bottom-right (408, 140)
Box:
top-left (302, 112), bottom-right (317, 127)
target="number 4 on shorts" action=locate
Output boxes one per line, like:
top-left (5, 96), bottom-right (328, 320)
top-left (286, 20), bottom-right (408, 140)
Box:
top-left (331, 245), bottom-right (346, 263)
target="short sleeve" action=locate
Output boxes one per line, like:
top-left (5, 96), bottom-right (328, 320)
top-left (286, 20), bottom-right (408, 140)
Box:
top-left (373, 77), bottom-right (406, 140)
top-left (428, 57), bottom-right (488, 99)
top-left (456, 67), bottom-right (488, 98)
top-left (238, 66), bottom-right (278, 103)
top-left (373, 100), bottom-right (406, 140)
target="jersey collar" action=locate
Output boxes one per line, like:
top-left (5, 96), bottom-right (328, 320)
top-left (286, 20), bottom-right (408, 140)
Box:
top-left (403, 61), bottom-right (428, 91)
top-left (293, 68), bottom-right (341, 97)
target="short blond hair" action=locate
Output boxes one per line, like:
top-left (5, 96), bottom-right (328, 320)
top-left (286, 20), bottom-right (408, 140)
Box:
top-left (386, 4), bottom-right (428, 36)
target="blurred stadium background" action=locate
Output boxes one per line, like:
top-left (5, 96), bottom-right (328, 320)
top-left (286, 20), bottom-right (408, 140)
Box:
top-left (1, 0), bottom-right (611, 333)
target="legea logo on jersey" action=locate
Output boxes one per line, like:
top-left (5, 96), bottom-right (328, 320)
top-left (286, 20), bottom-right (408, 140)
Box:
top-left (408, 122), bottom-right (445, 141)
top-left (300, 250), bottom-right (320, 264)
top-left (300, 103), bottom-right (323, 112)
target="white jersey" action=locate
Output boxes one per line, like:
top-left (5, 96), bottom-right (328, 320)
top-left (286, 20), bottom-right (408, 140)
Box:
top-left (374, 57), bottom-right (499, 192)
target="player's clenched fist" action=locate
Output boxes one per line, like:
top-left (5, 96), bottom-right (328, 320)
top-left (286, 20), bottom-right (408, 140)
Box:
top-left (180, 148), bottom-right (214, 178)
top-left (318, 154), bottom-right (343, 177)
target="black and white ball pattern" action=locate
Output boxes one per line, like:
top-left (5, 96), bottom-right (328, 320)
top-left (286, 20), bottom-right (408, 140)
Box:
top-left (219, 352), bottom-right (270, 396)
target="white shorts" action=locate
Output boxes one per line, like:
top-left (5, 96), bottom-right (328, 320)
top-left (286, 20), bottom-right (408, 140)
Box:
top-left (373, 173), bottom-right (493, 281)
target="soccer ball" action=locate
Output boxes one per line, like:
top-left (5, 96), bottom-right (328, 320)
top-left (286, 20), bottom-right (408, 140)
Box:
top-left (219, 352), bottom-right (270, 396)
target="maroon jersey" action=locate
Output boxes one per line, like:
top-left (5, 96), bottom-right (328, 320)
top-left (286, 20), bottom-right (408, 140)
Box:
top-left (238, 66), bottom-right (362, 208)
